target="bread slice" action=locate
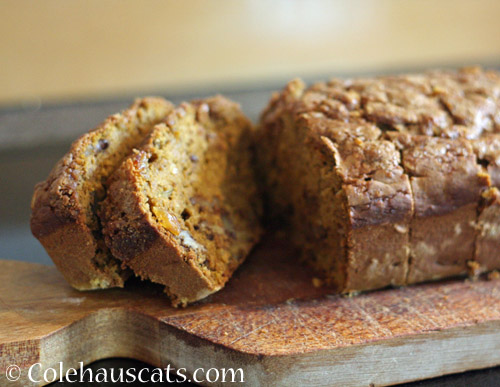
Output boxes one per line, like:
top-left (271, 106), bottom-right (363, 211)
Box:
top-left (99, 96), bottom-right (262, 306)
top-left (30, 98), bottom-right (174, 290)
top-left (258, 67), bottom-right (500, 292)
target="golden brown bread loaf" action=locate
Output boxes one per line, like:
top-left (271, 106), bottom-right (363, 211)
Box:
top-left (99, 96), bottom-right (262, 306)
top-left (30, 98), bottom-right (174, 290)
top-left (257, 67), bottom-right (500, 292)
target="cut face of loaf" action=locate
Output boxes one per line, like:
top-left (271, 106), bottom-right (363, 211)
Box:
top-left (30, 98), bottom-right (174, 290)
top-left (258, 67), bottom-right (500, 292)
top-left (99, 96), bottom-right (262, 306)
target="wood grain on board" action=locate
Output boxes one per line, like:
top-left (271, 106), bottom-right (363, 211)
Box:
top-left (0, 237), bottom-right (499, 386)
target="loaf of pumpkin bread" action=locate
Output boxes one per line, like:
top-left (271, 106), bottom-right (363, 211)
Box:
top-left (99, 96), bottom-right (262, 306)
top-left (258, 67), bottom-right (500, 292)
top-left (31, 98), bottom-right (174, 290)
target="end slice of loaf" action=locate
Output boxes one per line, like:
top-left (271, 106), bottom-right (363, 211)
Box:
top-left (99, 96), bottom-right (262, 306)
top-left (30, 98), bottom-right (174, 290)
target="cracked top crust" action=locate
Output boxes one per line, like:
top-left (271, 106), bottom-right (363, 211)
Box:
top-left (389, 133), bottom-right (488, 217)
top-left (261, 67), bottom-right (500, 215)
top-left (263, 66), bottom-right (500, 137)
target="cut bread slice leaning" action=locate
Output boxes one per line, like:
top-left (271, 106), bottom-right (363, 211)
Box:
top-left (30, 98), bottom-right (174, 290)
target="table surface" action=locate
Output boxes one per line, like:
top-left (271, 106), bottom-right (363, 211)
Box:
top-left (1, 83), bottom-right (499, 386)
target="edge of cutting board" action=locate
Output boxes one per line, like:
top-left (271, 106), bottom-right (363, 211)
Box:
top-left (1, 237), bottom-right (500, 386)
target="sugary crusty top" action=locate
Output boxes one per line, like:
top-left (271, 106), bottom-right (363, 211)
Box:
top-left (262, 66), bottom-right (500, 139)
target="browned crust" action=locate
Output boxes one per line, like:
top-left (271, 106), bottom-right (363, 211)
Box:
top-left (30, 97), bottom-right (174, 290)
top-left (30, 194), bottom-right (102, 289)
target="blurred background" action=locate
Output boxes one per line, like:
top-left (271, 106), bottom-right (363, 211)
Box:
top-left (1, 0), bottom-right (500, 264)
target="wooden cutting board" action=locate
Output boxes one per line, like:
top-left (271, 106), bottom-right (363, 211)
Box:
top-left (1, 237), bottom-right (500, 387)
